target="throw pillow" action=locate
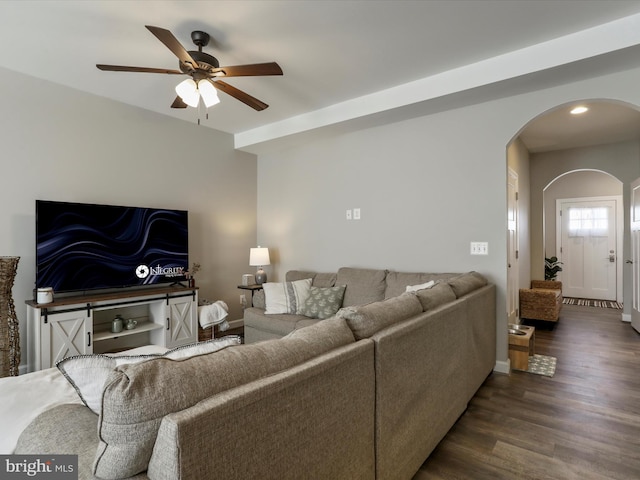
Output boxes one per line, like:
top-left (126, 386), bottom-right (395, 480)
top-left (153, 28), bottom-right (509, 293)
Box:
top-left (57, 336), bottom-right (241, 414)
top-left (405, 280), bottom-right (436, 293)
top-left (263, 278), bottom-right (312, 314)
top-left (298, 285), bottom-right (346, 319)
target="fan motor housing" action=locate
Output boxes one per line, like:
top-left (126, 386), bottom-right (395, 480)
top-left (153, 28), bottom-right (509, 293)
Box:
top-left (180, 51), bottom-right (220, 74)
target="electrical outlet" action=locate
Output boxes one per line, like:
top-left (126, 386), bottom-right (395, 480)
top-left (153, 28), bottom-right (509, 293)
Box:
top-left (353, 208), bottom-right (361, 220)
top-left (240, 294), bottom-right (246, 306)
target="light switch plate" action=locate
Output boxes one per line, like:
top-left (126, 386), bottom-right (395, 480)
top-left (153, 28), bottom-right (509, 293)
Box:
top-left (470, 242), bottom-right (488, 255)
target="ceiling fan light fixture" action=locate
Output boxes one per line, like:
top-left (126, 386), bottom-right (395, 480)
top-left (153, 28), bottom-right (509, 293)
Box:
top-left (175, 78), bottom-right (199, 107)
top-left (198, 79), bottom-right (220, 108)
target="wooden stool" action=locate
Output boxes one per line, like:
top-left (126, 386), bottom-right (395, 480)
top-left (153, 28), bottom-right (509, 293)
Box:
top-left (508, 325), bottom-right (535, 370)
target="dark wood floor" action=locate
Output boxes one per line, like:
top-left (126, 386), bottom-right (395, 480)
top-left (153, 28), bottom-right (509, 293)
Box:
top-left (414, 304), bottom-right (640, 480)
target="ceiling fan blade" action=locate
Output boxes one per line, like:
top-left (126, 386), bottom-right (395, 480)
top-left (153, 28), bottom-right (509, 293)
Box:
top-left (96, 64), bottom-right (183, 74)
top-left (211, 80), bottom-right (269, 111)
top-left (145, 25), bottom-right (199, 70)
top-left (210, 62), bottom-right (283, 78)
top-left (171, 96), bottom-right (188, 109)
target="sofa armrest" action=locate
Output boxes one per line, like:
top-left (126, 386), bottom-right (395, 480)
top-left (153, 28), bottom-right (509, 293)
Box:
top-left (252, 289), bottom-right (265, 309)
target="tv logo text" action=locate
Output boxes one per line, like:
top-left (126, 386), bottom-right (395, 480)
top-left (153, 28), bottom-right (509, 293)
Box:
top-left (135, 264), bottom-right (184, 279)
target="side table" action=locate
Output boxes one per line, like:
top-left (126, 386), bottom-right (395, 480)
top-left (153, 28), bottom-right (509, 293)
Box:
top-left (237, 284), bottom-right (263, 307)
top-left (508, 324), bottom-right (535, 371)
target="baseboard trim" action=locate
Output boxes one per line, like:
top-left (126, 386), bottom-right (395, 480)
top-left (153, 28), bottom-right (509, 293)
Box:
top-left (227, 318), bottom-right (244, 330)
top-left (622, 313), bottom-right (631, 323)
top-left (494, 359), bottom-right (510, 374)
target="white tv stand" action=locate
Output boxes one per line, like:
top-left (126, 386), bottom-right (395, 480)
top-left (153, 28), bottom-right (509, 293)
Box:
top-left (26, 286), bottom-right (198, 372)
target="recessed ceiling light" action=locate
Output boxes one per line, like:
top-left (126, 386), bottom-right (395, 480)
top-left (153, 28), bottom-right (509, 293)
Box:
top-left (570, 106), bottom-right (589, 115)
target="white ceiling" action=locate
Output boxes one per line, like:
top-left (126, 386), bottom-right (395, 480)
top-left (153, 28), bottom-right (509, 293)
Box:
top-left (2, 0), bottom-right (640, 151)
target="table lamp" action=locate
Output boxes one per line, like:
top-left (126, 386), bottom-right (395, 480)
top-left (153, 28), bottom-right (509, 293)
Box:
top-left (249, 247), bottom-right (270, 284)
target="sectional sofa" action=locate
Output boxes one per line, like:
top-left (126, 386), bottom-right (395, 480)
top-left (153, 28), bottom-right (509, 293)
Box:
top-left (245, 267), bottom-right (497, 479)
top-left (8, 267), bottom-right (496, 480)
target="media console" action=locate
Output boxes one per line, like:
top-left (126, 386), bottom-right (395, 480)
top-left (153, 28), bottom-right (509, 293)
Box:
top-left (26, 286), bottom-right (198, 372)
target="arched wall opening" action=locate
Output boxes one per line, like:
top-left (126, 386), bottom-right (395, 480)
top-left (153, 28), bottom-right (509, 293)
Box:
top-left (507, 99), bottom-right (640, 317)
top-left (543, 169), bottom-right (623, 302)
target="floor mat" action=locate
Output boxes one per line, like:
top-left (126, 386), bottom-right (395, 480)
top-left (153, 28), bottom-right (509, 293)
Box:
top-left (563, 297), bottom-right (622, 309)
top-left (524, 354), bottom-right (557, 377)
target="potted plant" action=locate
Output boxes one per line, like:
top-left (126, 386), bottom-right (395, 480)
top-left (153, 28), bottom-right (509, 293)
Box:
top-left (545, 256), bottom-right (563, 281)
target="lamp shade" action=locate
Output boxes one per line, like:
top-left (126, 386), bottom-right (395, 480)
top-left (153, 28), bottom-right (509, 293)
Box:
top-left (175, 78), bottom-right (199, 107)
top-left (249, 247), bottom-right (270, 266)
top-left (198, 79), bottom-right (220, 108)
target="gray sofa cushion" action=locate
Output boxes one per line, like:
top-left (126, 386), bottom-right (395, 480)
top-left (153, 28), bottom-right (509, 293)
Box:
top-left (338, 293), bottom-right (422, 340)
top-left (244, 308), bottom-right (311, 336)
top-left (94, 317), bottom-right (355, 479)
top-left (415, 282), bottom-right (457, 311)
top-left (448, 271), bottom-right (488, 298)
top-left (336, 267), bottom-right (387, 307)
top-left (16, 404), bottom-right (99, 479)
top-left (286, 270), bottom-right (337, 287)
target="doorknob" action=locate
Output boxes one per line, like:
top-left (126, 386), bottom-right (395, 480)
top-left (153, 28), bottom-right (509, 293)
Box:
top-left (609, 255), bottom-right (616, 263)
top-left (627, 260), bottom-right (634, 264)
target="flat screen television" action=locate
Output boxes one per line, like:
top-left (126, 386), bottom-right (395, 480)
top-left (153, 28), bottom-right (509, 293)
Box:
top-left (36, 200), bottom-right (189, 293)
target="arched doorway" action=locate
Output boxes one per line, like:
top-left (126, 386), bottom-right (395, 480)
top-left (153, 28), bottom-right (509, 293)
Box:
top-left (544, 170), bottom-right (623, 302)
top-left (507, 99), bottom-right (640, 321)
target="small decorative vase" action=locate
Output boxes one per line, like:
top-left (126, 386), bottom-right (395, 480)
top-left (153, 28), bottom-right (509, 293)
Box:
top-left (111, 315), bottom-right (124, 333)
top-left (0, 257), bottom-right (20, 377)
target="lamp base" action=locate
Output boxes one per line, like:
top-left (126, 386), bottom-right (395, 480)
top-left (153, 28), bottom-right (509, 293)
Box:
top-left (255, 268), bottom-right (267, 285)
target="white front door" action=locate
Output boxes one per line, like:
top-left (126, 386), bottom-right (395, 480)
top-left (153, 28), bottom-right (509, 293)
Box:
top-left (630, 178), bottom-right (640, 333)
top-left (507, 168), bottom-right (518, 323)
top-left (558, 197), bottom-right (619, 301)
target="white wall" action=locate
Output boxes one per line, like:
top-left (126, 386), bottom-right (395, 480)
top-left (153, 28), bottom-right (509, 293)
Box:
top-left (0, 67), bottom-right (258, 370)
top-left (255, 66), bottom-right (640, 367)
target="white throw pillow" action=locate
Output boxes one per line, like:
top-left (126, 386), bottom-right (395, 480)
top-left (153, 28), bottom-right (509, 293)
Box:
top-left (57, 336), bottom-right (242, 414)
top-left (263, 278), bottom-right (312, 314)
top-left (405, 280), bottom-right (436, 293)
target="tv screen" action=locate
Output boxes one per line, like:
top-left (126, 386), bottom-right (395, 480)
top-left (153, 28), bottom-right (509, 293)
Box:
top-left (36, 200), bottom-right (189, 293)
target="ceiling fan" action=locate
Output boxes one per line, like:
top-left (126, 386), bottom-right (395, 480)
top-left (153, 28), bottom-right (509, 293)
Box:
top-left (97, 25), bottom-right (283, 111)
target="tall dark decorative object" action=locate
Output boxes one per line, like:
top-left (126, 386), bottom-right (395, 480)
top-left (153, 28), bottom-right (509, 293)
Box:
top-left (0, 256), bottom-right (20, 377)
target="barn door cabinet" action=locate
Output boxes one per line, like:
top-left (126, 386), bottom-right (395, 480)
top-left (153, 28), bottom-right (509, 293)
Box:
top-left (26, 286), bottom-right (198, 372)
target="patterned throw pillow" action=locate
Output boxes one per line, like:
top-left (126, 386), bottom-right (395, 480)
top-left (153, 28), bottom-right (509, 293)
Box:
top-left (299, 285), bottom-right (346, 319)
top-left (263, 278), bottom-right (312, 314)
